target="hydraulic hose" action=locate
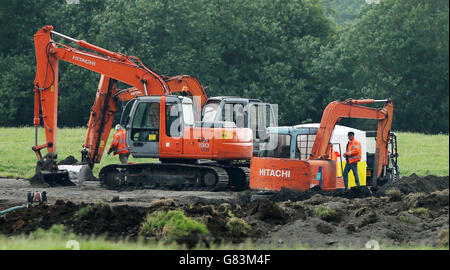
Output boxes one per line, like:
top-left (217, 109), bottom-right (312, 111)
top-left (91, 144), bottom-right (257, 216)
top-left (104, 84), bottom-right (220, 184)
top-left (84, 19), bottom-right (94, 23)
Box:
top-left (0, 205), bottom-right (27, 216)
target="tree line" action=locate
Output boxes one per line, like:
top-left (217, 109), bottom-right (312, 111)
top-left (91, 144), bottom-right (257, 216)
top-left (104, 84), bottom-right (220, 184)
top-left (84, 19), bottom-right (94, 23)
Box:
top-left (0, 0), bottom-right (448, 133)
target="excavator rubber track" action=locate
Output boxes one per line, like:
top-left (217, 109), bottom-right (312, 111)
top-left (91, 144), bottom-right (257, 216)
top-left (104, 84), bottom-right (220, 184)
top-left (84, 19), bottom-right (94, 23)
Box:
top-left (199, 161), bottom-right (250, 190)
top-left (98, 162), bottom-right (248, 191)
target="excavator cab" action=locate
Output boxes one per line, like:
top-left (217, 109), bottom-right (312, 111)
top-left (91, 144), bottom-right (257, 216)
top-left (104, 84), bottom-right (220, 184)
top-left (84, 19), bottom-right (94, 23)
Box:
top-left (100, 95), bottom-right (254, 190)
top-left (258, 127), bottom-right (319, 159)
top-left (202, 97), bottom-right (277, 155)
top-left (126, 95), bottom-right (194, 158)
top-left (124, 95), bottom-right (253, 161)
top-left (250, 126), bottom-right (339, 191)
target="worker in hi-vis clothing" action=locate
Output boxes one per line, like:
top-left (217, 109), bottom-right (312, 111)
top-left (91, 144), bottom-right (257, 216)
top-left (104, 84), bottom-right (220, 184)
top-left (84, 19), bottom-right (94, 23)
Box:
top-left (343, 131), bottom-right (361, 189)
top-left (326, 143), bottom-right (341, 161)
top-left (107, 124), bottom-right (130, 164)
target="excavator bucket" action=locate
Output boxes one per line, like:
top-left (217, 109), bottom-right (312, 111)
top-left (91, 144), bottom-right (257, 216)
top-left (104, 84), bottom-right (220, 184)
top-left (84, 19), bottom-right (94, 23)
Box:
top-left (29, 153), bottom-right (75, 187)
top-left (30, 170), bottom-right (73, 187)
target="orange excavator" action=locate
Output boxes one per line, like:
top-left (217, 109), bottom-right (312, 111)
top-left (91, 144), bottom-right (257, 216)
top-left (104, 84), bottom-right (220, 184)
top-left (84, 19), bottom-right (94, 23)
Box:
top-left (250, 98), bottom-right (397, 192)
top-left (31, 25), bottom-right (253, 190)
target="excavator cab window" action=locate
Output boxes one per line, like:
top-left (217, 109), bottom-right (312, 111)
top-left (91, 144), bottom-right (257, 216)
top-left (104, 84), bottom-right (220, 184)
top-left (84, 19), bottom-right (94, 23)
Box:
top-left (120, 99), bottom-right (136, 129)
top-left (260, 134), bottom-right (291, 158)
top-left (249, 104), bottom-right (273, 140)
top-left (202, 101), bottom-right (220, 122)
top-left (166, 103), bottom-right (183, 137)
top-left (182, 102), bottom-right (195, 127)
top-left (131, 102), bottom-right (160, 142)
top-left (222, 103), bottom-right (245, 128)
top-left (296, 133), bottom-right (317, 160)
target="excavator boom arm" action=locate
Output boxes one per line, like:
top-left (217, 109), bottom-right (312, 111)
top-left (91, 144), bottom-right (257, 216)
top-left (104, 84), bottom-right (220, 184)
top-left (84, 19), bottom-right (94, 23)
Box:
top-left (164, 75), bottom-right (207, 121)
top-left (310, 98), bottom-right (393, 178)
top-left (113, 75), bottom-right (208, 121)
top-left (33, 25), bottom-right (170, 163)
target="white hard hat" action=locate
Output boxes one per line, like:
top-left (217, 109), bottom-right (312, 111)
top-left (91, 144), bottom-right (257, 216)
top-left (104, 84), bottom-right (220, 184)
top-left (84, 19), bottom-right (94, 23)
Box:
top-left (115, 124), bottom-right (122, 130)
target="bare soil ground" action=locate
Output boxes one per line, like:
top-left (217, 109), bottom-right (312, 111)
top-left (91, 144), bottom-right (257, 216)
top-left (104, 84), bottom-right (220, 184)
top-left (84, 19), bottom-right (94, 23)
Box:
top-left (0, 175), bottom-right (448, 249)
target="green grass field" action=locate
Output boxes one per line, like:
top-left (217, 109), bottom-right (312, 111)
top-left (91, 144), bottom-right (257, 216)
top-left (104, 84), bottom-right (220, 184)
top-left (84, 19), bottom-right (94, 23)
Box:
top-left (0, 127), bottom-right (448, 179)
top-left (0, 225), bottom-right (445, 250)
top-left (0, 127), bottom-right (157, 179)
top-left (396, 132), bottom-right (449, 176)
top-left (2, 236), bottom-right (444, 250)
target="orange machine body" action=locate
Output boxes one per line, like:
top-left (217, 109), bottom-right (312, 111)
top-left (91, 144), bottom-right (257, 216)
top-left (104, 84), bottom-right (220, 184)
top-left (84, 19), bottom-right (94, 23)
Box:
top-left (250, 98), bottom-right (393, 192)
top-left (154, 96), bottom-right (253, 160)
top-left (32, 25), bottom-right (251, 165)
top-left (250, 158), bottom-right (345, 192)
top-left (250, 157), bottom-right (313, 191)
top-left (176, 127), bottom-right (253, 160)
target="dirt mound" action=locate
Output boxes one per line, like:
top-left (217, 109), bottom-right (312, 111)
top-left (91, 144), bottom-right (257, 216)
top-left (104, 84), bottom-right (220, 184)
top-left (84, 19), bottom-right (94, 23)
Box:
top-left (270, 186), bottom-right (373, 202)
top-left (0, 199), bottom-right (261, 245)
top-left (29, 171), bottom-right (76, 187)
top-left (256, 186), bottom-right (449, 248)
top-left (0, 184), bottom-right (448, 249)
top-left (0, 200), bottom-right (149, 238)
top-left (269, 174), bottom-right (449, 202)
top-left (250, 198), bottom-right (287, 224)
top-left (404, 189), bottom-right (449, 211)
top-left (57, 156), bottom-right (79, 165)
top-left (28, 173), bottom-right (50, 187)
top-left (183, 201), bottom-right (259, 244)
top-left (376, 174), bottom-right (449, 195)
top-left (72, 203), bottom-right (148, 238)
top-left (0, 200), bottom-right (78, 235)
top-left (270, 187), bottom-right (313, 202)
top-left (326, 186), bottom-right (373, 199)
top-left (29, 171), bottom-right (75, 187)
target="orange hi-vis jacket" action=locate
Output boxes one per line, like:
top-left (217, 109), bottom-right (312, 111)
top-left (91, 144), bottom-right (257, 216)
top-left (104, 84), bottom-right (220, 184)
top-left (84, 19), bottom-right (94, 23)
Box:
top-left (346, 138), bottom-right (361, 164)
top-left (110, 129), bottom-right (130, 155)
top-left (330, 148), bottom-right (341, 161)
top-left (326, 145), bottom-right (341, 161)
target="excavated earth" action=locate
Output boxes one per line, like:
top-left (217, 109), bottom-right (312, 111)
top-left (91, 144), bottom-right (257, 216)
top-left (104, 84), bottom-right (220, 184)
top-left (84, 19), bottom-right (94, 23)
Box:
top-left (0, 174), bottom-right (448, 249)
